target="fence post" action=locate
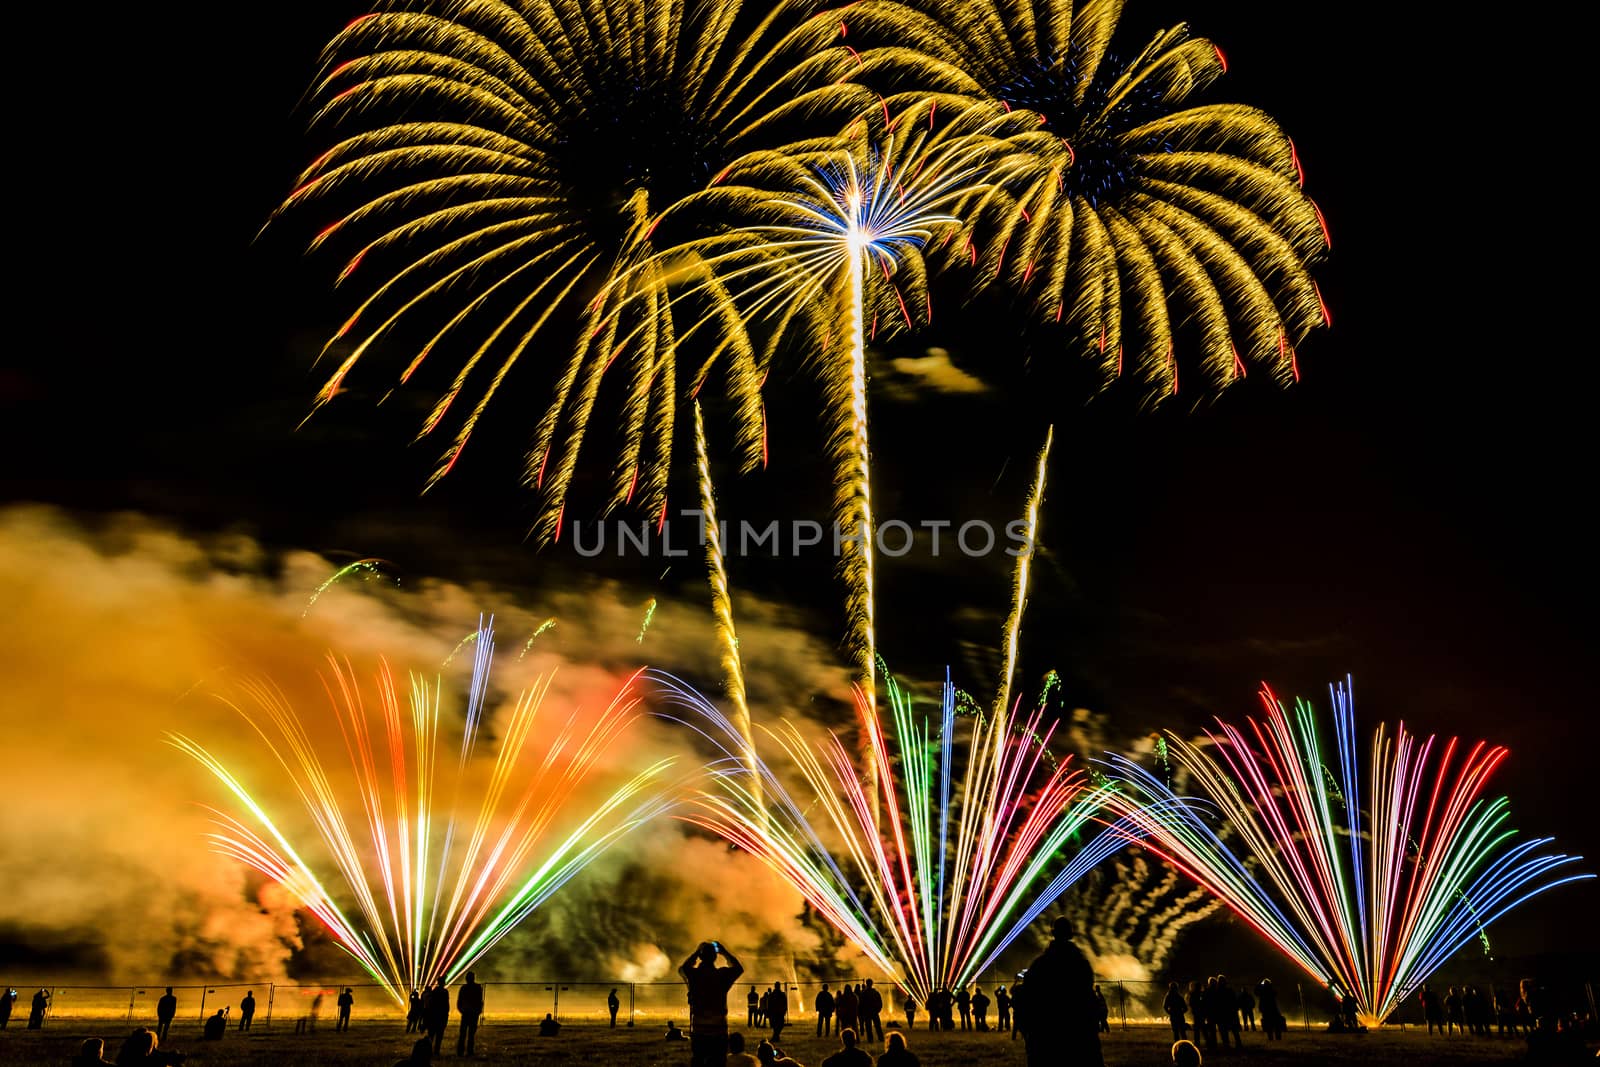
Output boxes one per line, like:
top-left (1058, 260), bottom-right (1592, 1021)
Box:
top-left (1119, 981), bottom-right (1127, 1030)
top-left (127, 988), bottom-right (136, 1022)
top-left (1298, 983), bottom-right (1307, 1031)
top-left (266, 984), bottom-right (274, 1032)
top-left (629, 983), bottom-right (635, 1027)
top-left (199, 986), bottom-right (208, 1023)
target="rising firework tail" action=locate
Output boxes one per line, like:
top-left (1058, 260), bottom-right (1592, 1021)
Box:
top-left (1099, 677), bottom-right (1593, 1024)
top-left (169, 618), bottom-right (675, 1003)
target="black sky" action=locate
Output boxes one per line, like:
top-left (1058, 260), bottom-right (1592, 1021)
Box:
top-left (5, 0), bottom-right (1596, 967)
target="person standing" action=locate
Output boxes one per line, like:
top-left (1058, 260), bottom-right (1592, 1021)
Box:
top-left (1163, 981), bottom-right (1188, 1041)
top-left (955, 986), bottom-right (971, 1030)
top-left (423, 978), bottom-right (451, 1056)
top-left (336, 987), bottom-right (355, 1031)
top-left (1257, 979), bottom-right (1284, 1040)
top-left (1008, 977), bottom-right (1025, 1041)
top-left (27, 989), bottom-right (49, 1030)
top-left (901, 989), bottom-right (917, 1032)
top-left (456, 971), bottom-right (485, 1056)
top-left (0, 986), bottom-right (15, 1028)
top-left (815, 983), bottom-right (835, 1037)
top-left (858, 979), bottom-right (883, 1041)
top-left (836, 984), bottom-right (859, 1036)
top-left (406, 989), bottom-right (423, 1034)
top-left (748, 985), bottom-right (761, 1029)
top-left (768, 983), bottom-right (789, 1042)
top-left (994, 985), bottom-right (1011, 1032)
top-left (1093, 985), bottom-right (1110, 1033)
top-left (971, 986), bottom-right (990, 1031)
top-left (239, 990), bottom-right (256, 1032)
top-left (1237, 982), bottom-right (1255, 1032)
top-left (155, 988), bottom-right (177, 1043)
top-left (608, 987), bottom-right (621, 1028)
top-left (678, 940), bottom-right (744, 1067)
top-left (1022, 917), bottom-right (1101, 1067)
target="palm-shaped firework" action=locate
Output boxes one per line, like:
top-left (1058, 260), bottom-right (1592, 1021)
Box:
top-left (663, 96), bottom-right (1030, 706)
top-left (1101, 678), bottom-right (1592, 1024)
top-left (841, 0), bottom-right (1330, 397)
top-left (275, 0), bottom-right (874, 533)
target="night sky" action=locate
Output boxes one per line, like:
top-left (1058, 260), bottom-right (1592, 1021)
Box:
top-left (6, 0), bottom-right (1596, 974)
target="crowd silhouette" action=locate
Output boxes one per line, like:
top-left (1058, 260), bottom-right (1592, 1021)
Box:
top-left (6, 918), bottom-right (1597, 1066)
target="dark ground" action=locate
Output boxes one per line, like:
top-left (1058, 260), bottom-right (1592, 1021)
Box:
top-left (0, 1021), bottom-right (1571, 1066)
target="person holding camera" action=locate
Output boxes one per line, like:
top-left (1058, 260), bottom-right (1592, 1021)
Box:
top-left (678, 940), bottom-right (745, 1067)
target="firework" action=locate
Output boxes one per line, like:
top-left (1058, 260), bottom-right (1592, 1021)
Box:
top-left (842, 0), bottom-right (1330, 396)
top-left (668, 96), bottom-right (1030, 711)
top-left (517, 617), bottom-right (557, 660)
top-left (656, 667), bottom-right (1129, 1000)
top-left (1101, 678), bottom-right (1593, 1023)
top-left (994, 425), bottom-right (1051, 720)
top-left (276, 1), bottom-right (875, 533)
top-left (303, 558), bottom-right (398, 616)
top-left (169, 619), bottom-right (674, 1002)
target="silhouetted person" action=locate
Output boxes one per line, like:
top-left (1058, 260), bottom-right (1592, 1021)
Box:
top-left (72, 1037), bottom-right (117, 1066)
top-left (876, 1031), bottom-right (920, 1067)
top-left (539, 1012), bottom-right (561, 1036)
top-left (858, 979), bottom-right (883, 1041)
top-left (423, 978), bottom-right (450, 1056)
top-left (994, 985), bottom-right (1011, 1032)
top-left (456, 970), bottom-right (484, 1055)
top-left (27, 988), bottom-right (47, 1029)
top-left (901, 989), bottom-right (917, 1031)
top-left (749, 984), bottom-right (762, 1028)
top-left (114, 1027), bottom-right (187, 1066)
top-left (239, 990), bottom-right (255, 1031)
top-left (971, 986), bottom-right (990, 1031)
top-left (1022, 917), bottom-right (1101, 1067)
top-left (756, 1038), bottom-right (805, 1067)
top-left (836, 983), bottom-right (859, 1035)
top-left (155, 988), bottom-right (177, 1042)
top-left (1196, 979), bottom-right (1216, 1051)
top-left (678, 940), bottom-right (744, 1067)
top-left (1009, 977), bottom-right (1025, 1041)
top-left (1237, 983), bottom-right (1255, 1032)
top-left (665, 1019), bottom-right (686, 1040)
top-left (337, 986), bottom-right (354, 1031)
top-left (821, 1026), bottom-right (872, 1067)
top-left (1093, 984), bottom-right (1110, 1033)
top-left (1171, 1038), bottom-right (1202, 1067)
top-left (1339, 992), bottom-right (1361, 1032)
top-left (955, 985), bottom-right (971, 1030)
top-left (728, 1032), bottom-right (759, 1067)
top-left (202, 1008), bottom-right (227, 1041)
top-left (309, 991), bottom-right (324, 1031)
top-left (1215, 976), bottom-right (1241, 1048)
top-left (1420, 983), bottom-right (1443, 1035)
top-left (391, 1037), bottom-right (432, 1067)
top-left (1445, 986), bottom-right (1463, 1034)
top-left (1164, 981), bottom-right (1188, 1040)
top-left (769, 982), bottom-right (789, 1041)
top-left (0, 985), bottom-right (14, 1028)
top-left (1256, 979), bottom-right (1284, 1040)
top-left (608, 987), bottom-right (620, 1027)
top-left (815, 983), bottom-right (835, 1036)
top-left (406, 989), bottom-right (423, 1033)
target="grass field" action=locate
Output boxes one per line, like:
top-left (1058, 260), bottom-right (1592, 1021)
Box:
top-left (0, 1021), bottom-right (1567, 1066)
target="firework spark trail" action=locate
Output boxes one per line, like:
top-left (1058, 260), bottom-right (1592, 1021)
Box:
top-left (1100, 677), bottom-right (1593, 1023)
top-left (993, 425), bottom-right (1052, 723)
top-left (693, 402), bottom-right (758, 804)
top-left (635, 598), bottom-right (659, 644)
top-left (517, 617), bottom-right (557, 660)
top-left (653, 667), bottom-right (1132, 1000)
top-left (303, 558), bottom-right (398, 616)
top-left (169, 620), bottom-right (675, 1003)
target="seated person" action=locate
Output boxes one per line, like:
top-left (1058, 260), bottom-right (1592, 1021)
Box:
top-left (728, 1032), bottom-right (760, 1067)
top-left (1171, 1039), bottom-right (1202, 1067)
top-left (202, 1009), bottom-right (228, 1041)
top-left (821, 1027), bottom-right (872, 1067)
top-left (71, 1038), bottom-right (117, 1066)
top-left (539, 1012), bottom-right (561, 1036)
top-left (757, 1039), bottom-right (806, 1067)
top-left (114, 1028), bottom-right (187, 1066)
top-left (392, 1037), bottom-right (432, 1067)
top-left (664, 1019), bottom-right (687, 1040)
top-left (876, 1032), bottom-right (921, 1067)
